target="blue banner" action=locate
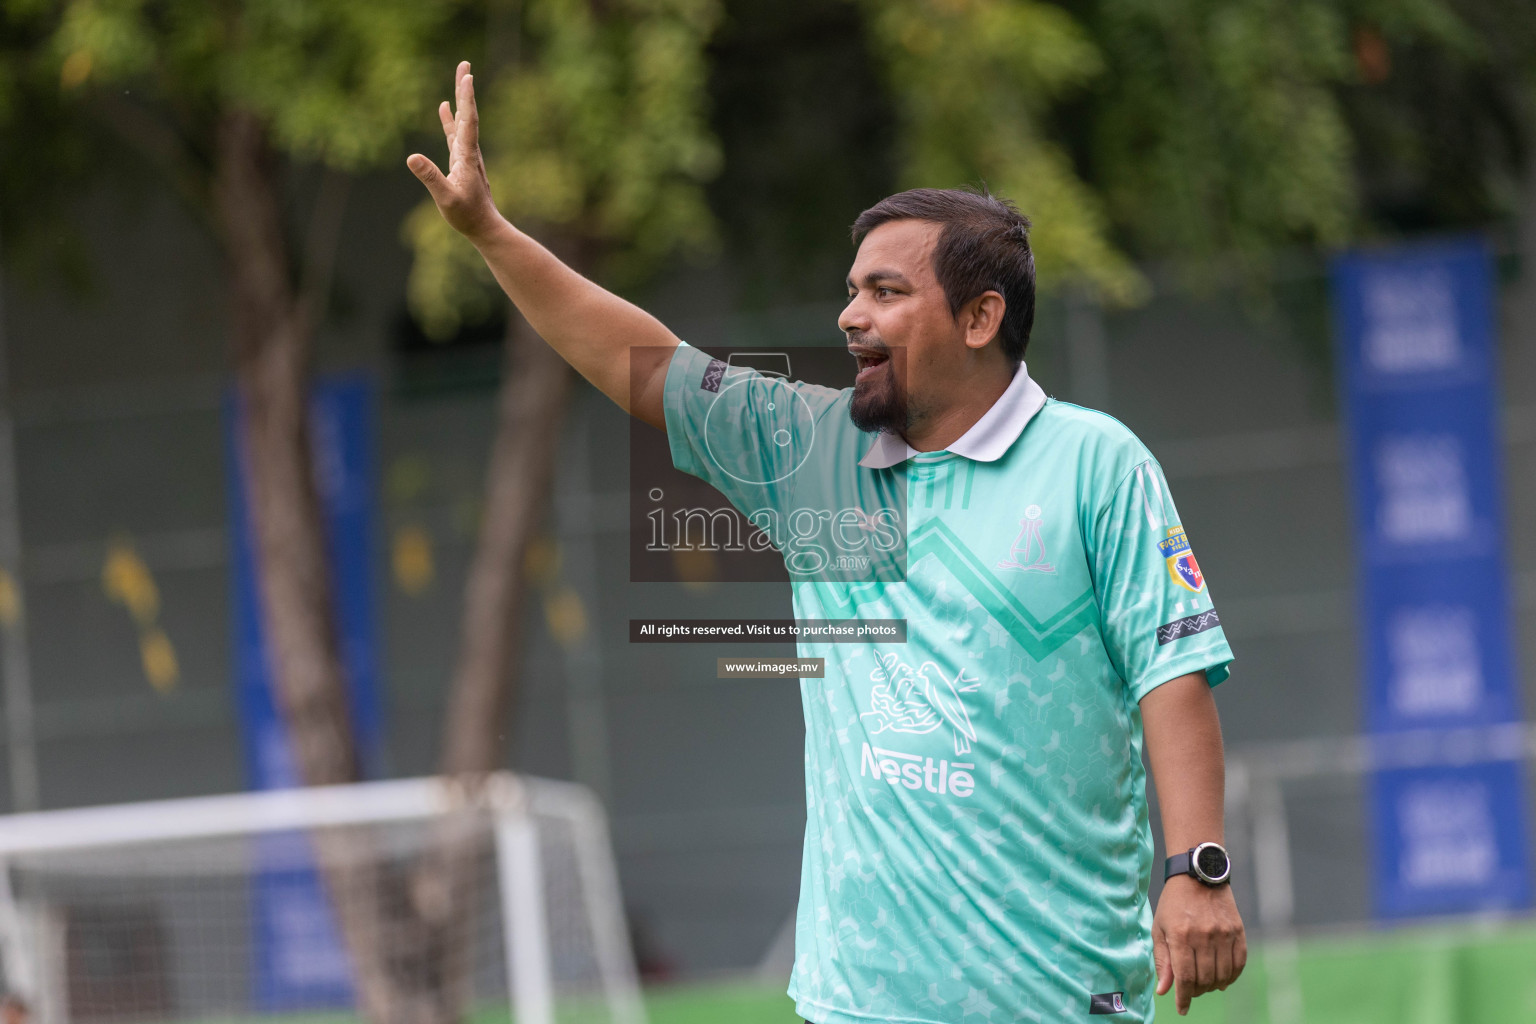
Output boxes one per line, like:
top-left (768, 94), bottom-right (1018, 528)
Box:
top-left (1332, 238), bottom-right (1530, 918)
top-left (224, 374), bottom-right (383, 1007)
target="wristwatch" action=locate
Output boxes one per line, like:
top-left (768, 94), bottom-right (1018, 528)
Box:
top-left (1164, 842), bottom-right (1231, 886)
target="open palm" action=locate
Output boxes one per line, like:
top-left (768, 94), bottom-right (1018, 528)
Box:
top-left (407, 61), bottom-right (501, 241)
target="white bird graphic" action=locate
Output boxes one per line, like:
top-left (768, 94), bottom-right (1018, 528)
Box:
top-left (861, 651), bottom-right (982, 755)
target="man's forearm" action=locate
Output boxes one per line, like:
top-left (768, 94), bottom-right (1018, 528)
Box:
top-left (1140, 671), bottom-right (1225, 852)
top-left (1140, 671), bottom-right (1246, 1014)
top-left (469, 217), bottom-right (678, 430)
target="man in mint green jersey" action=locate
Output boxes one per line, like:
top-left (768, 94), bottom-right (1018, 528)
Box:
top-left (411, 62), bottom-right (1246, 1021)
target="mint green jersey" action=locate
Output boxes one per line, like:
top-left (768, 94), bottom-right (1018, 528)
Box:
top-left (662, 342), bottom-right (1234, 1024)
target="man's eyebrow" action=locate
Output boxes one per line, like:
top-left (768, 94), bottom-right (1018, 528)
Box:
top-left (846, 269), bottom-right (912, 290)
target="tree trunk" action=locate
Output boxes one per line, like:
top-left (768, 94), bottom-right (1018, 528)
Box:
top-left (215, 110), bottom-right (360, 789)
top-left (214, 110), bottom-right (575, 1023)
top-left (213, 110), bottom-right (436, 1024)
top-left (403, 306), bottom-right (575, 1014)
top-left (440, 314), bottom-right (573, 777)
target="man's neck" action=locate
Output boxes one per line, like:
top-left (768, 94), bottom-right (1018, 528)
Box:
top-left (902, 360), bottom-right (1016, 453)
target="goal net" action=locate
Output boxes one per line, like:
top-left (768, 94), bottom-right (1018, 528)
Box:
top-left (0, 774), bottom-right (645, 1024)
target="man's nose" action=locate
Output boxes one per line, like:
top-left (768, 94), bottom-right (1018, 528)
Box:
top-left (839, 294), bottom-right (868, 334)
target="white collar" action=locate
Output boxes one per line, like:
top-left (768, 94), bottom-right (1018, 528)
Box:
top-left (857, 360), bottom-right (1047, 469)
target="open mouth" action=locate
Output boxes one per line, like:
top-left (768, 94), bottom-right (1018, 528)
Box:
top-left (852, 349), bottom-right (890, 383)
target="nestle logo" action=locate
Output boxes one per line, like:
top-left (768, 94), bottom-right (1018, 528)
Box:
top-left (861, 743), bottom-right (976, 798)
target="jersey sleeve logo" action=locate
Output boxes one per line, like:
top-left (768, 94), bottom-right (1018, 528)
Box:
top-left (1157, 610), bottom-right (1221, 645)
top-left (700, 358), bottom-right (727, 392)
top-left (1157, 525), bottom-right (1205, 592)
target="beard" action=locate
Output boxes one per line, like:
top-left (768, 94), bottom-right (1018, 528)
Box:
top-left (848, 340), bottom-right (907, 434)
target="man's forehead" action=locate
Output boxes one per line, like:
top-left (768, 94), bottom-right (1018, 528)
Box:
top-left (849, 219), bottom-right (941, 282)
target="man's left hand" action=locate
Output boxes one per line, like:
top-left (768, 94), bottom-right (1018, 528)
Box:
top-left (1152, 876), bottom-right (1246, 1015)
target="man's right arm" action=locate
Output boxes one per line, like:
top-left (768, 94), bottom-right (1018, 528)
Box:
top-left (407, 61), bottom-right (677, 432)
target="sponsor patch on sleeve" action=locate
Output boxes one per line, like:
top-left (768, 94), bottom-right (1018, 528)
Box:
top-left (1157, 610), bottom-right (1221, 645)
top-left (1157, 525), bottom-right (1205, 592)
top-left (700, 358), bottom-right (727, 392)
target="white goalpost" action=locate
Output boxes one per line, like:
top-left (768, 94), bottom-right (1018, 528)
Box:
top-left (0, 774), bottom-right (646, 1024)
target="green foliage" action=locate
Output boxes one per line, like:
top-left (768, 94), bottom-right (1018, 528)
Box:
top-left (34, 0), bottom-right (445, 170)
top-left (1338, 0), bottom-right (1535, 233)
top-left (1090, 0), bottom-right (1356, 277)
top-left (1074, 0), bottom-right (1525, 283)
top-left (703, 0), bottom-right (896, 308)
top-left (404, 0), bottom-right (722, 338)
top-left (861, 0), bottom-right (1145, 303)
top-left (0, 0), bottom-right (103, 288)
top-left (0, 0), bottom-right (452, 299)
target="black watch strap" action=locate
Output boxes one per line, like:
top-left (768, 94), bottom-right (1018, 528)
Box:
top-left (1164, 850), bottom-right (1194, 880)
top-left (1165, 842), bottom-right (1231, 886)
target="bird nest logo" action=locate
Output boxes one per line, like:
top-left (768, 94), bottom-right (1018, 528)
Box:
top-left (860, 650), bottom-right (981, 756)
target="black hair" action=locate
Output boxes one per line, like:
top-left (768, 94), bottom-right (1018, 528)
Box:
top-left (852, 186), bottom-right (1036, 363)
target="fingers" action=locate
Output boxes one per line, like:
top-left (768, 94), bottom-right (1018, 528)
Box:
top-left (456, 64), bottom-right (480, 153)
top-left (438, 100), bottom-right (455, 143)
top-left (1172, 944), bottom-right (1196, 1015)
top-left (1153, 927), bottom-right (1172, 997)
top-left (1194, 942), bottom-right (1214, 991)
top-left (406, 154), bottom-right (447, 201)
top-left (1213, 940), bottom-right (1232, 991)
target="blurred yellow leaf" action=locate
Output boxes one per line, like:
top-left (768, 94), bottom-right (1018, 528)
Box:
top-left (0, 568), bottom-right (21, 628)
top-left (543, 587), bottom-right (588, 648)
top-left (59, 50), bottom-right (91, 89)
top-left (102, 540), bottom-right (159, 627)
top-left (139, 626), bottom-right (179, 694)
top-left (671, 546), bottom-right (717, 591)
top-left (525, 537), bottom-right (561, 588)
top-left (391, 524), bottom-right (435, 596)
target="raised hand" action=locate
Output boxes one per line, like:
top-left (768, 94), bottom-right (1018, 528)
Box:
top-left (407, 61), bottom-right (502, 242)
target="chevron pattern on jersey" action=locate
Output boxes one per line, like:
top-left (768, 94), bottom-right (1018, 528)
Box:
top-left (814, 519), bottom-right (1097, 661)
top-left (908, 518), bottom-right (1098, 660)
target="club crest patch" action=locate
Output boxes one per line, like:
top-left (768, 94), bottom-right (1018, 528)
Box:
top-left (1157, 525), bottom-right (1205, 592)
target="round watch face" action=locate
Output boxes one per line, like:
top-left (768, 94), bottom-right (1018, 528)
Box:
top-left (1194, 843), bottom-right (1230, 883)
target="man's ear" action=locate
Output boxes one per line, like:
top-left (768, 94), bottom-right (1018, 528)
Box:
top-left (962, 291), bottom-right (1006, 351)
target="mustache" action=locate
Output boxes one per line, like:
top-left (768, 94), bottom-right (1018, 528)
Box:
top-left (845, 331), bottom-right (891, 354)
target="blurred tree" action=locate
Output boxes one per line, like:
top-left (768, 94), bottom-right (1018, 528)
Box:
top-left (1335, 0), bottom-right (1535, 234)
top-left (861, 0), bottom-right (1145, 302)
top-left (0, 0), bottom-right (439, 784)
top-left (0, 2), bottom-right (491, 1021)
top-left (1057, 0), bottom-right (1536, 281)
top-left (0, 0), bottom-right (720, 1014)
top-left (401, 0), bottom-right (721, 785)
top-left (705, 0), bottom-right (897, 306)
top-left (706, 0), bottom-right (1536, 302)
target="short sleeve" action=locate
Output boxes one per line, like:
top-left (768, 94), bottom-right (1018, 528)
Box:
top-left (662, 341), bottom-right (843, 516)
top-left (1091, 459), bottom-right (1235, 702)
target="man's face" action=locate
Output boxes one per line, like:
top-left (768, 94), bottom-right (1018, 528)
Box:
top-left (840, 219), bottom-right (965, 434)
